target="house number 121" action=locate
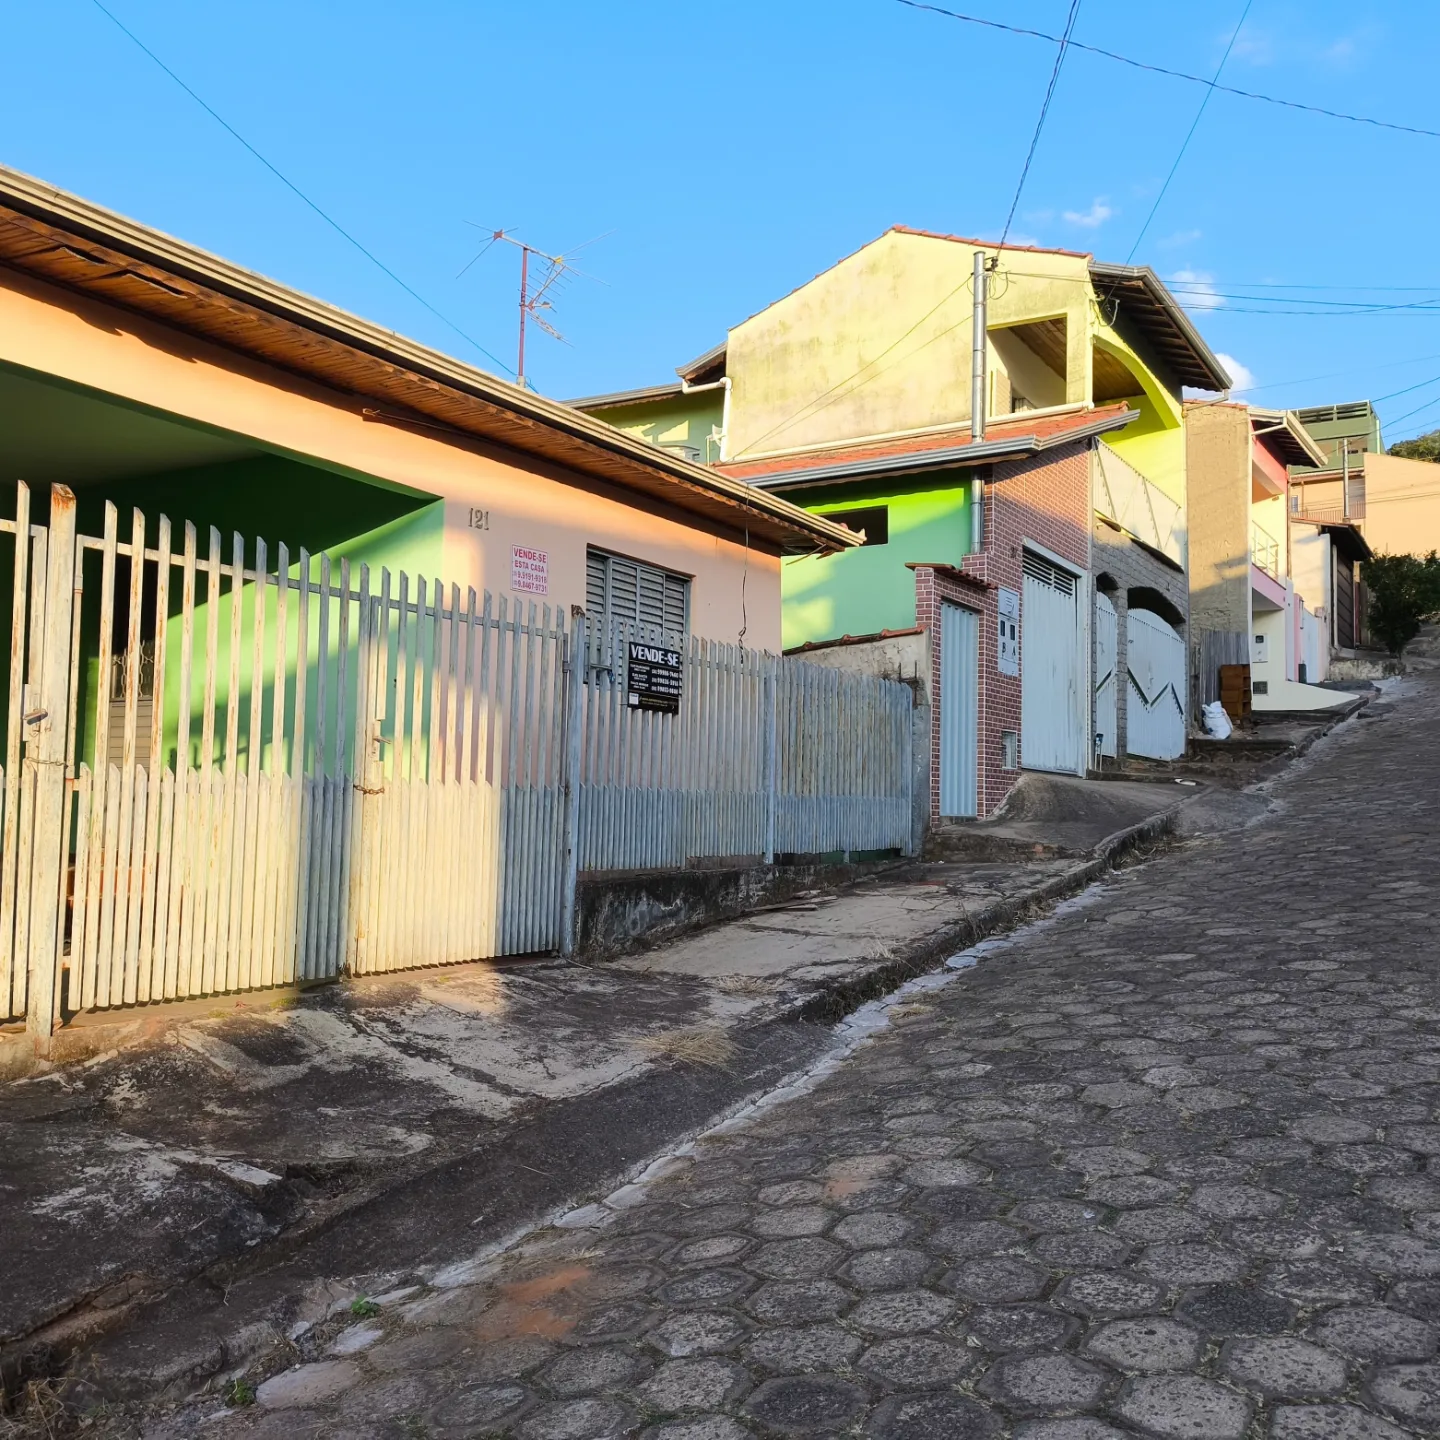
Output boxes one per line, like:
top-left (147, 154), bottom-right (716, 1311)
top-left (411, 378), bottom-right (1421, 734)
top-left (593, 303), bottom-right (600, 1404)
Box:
top-left (467, 508), bottom-right (491, 530)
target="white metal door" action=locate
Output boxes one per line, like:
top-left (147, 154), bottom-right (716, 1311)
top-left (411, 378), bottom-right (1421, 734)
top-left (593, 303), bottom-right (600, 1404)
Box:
top-left (1126, 607), bottom-right (1186, 759)
top-left (1094, 591), bottom-right (1117, 759)
top-left (1021, 551), bottom-right (1084, 774)
top-left (939, 602), bottom-right (979, 817)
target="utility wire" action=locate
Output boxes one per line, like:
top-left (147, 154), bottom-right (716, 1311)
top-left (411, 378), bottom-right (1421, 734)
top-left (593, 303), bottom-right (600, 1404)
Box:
top-left (1229, 351), bottom-right (1440, 396)
top-left (1162, 285), bottom-right (1440, 310)
top-left (86, 0), bottom-right (517, 377)
top-left (731, 0), bottom-right (1082, 460)
top-left (893, 1), bottom-right (1440, 141)
top-left (1384, 390), bottom-right (1440, 428)
top-left (998, 0), bottom-right (1082, 251)
top-left (1126, 1), bottom-right (1252, 262)
top-left (1372, 373), bottom-right (1440, 404)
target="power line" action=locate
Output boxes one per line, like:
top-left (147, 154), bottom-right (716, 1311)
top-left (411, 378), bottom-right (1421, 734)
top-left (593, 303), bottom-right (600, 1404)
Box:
top-left (998, 0), bottom-right (1083, 252)
top-left (893, 1), bottom-right (1440, 141)
top-left (1126, 1), bottom-right (1252, 263)
top-left (1373, 373), bottom-right (1440, 404)
top-left (731, 3), bottom-right (1084, 460)
top-left (990, 265), bottom-right (1440, 316)
top-left (1384, 390), bottom-right (1440, 428)
top-left (1166, 287), bottom-right (1440, 312)
top-left (1229, 351), bottom-right (1440, 397)
top-left (86, 0), bottom-right (517, 378)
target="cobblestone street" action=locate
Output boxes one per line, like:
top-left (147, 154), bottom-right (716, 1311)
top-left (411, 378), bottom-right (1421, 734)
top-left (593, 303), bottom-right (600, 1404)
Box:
top-left (143, 681), bottom-right (1440, 1440)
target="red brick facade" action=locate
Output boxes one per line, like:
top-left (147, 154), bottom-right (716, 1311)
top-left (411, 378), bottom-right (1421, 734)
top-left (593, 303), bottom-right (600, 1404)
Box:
top-left (915, 439), bottom-right (1093, 819)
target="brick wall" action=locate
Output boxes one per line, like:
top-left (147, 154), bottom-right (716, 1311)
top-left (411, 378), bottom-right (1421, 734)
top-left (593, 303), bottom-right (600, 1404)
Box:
top-left (916, 438), bottom-right (1093, 819)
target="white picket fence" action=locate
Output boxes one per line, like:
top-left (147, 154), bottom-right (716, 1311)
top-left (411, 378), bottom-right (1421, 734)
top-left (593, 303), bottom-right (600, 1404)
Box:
top-left (0, 485), bottom-right (914, 1034)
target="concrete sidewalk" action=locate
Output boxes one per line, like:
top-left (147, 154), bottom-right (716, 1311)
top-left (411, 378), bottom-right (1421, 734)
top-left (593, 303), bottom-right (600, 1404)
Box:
top-left (0, 772), bottom-right (1215, 1406)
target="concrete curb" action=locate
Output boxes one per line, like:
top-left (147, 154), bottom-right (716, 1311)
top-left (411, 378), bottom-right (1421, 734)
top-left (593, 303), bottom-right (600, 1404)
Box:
top-left (788, 805), bottom-right (1180, 1029)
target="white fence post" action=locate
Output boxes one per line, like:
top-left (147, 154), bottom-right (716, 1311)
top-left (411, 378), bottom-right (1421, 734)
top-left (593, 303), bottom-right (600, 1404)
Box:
top-left (762, 659), bottom-right (776, 865)
top-left (559, 610), bottom-right (586, 956)
top-left (26, 485), bottom-right (77, 1046)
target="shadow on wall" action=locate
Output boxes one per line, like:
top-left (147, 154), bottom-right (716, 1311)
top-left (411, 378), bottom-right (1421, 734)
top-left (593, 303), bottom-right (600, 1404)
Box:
top-left (0, 462), bottom-right (447, 778)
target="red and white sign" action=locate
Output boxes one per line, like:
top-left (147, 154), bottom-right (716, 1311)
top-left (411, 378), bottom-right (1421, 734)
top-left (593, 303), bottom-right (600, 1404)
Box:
top-left (510, 545), bottom-right (549, 595)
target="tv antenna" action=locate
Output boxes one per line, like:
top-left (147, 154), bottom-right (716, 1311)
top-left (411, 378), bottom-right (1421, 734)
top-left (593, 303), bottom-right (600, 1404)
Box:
top-left (458, 226), bottom-right (609, 389)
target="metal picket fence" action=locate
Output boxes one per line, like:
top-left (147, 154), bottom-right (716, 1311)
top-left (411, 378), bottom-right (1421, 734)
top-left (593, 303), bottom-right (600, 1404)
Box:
top-left (0, 484), bottom-right (914, 1037)
top-left (577, 621), bottom-right (912, 873)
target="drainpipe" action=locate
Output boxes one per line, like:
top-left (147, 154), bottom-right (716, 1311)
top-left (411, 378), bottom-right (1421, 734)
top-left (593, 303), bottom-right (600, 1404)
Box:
top-left (681, 376), bottom-right (732, 462)
top-left (971, 250), bottom-right (988, 443)
top-left (969, 250), bottom-right (988, 553)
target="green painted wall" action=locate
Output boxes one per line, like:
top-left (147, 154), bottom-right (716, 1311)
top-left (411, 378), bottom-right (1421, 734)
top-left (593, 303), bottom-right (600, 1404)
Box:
top-left (780, 474), bottom-right (971, 650)
top-left (582, 392), bottom-right (724, 463)
top-left (63, 457), bottom-right (442, 775)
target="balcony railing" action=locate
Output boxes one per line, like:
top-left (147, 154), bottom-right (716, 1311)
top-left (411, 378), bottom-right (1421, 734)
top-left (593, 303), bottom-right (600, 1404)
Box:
top-left (1291, 496), bottom-right (1365, 524)
top-left (1251, 524), bottom-right (1281, 580)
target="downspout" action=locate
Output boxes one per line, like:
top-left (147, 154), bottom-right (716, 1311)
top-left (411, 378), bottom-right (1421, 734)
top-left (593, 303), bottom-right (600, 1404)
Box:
top-left (969, 250), bottom-right (988, 553)
top-left (681, 376), bottom-right (732, 462)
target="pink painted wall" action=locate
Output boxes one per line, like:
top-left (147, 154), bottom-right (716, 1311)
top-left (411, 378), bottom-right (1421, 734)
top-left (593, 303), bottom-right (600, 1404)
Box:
top-left (0, 269), bottom-right (780, 649)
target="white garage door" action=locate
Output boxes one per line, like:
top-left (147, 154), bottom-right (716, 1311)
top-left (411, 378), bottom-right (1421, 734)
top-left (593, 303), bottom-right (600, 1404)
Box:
top-left (1126, 607), bottom-right (1187, 760)
top-left (939, 602), bottom-right (979, 817)
top-left (1094, 591), bottom-right (1118, 759)
top-left (1021, 550), bottom-right (1084, 774)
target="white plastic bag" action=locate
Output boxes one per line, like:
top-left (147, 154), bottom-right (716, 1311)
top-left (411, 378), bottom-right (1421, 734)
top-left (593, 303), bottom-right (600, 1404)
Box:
top-left (1202, 700), bottom-right (1233, 740)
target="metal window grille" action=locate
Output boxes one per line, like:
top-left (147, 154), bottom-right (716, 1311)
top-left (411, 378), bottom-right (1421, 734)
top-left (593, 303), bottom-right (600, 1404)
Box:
top-left (1021, 549), bottom-right (1077, 597)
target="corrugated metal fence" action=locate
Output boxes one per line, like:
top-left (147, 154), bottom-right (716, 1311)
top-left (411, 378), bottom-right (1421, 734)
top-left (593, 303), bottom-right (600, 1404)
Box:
top-left (1, 486), bottom-right (913, 1035)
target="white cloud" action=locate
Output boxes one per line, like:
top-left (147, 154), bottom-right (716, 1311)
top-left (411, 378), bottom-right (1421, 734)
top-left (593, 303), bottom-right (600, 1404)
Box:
top-left (1215, 353), bottom-right (1256, 392)
top-left (1168, 268), bottom-right (1222, 311)
top-left (1157, 228), bottom-right (1203, 249)
top-left (1230, 25), bottom-right (1274, 65)
top-left (1186, 353), bottom-right (1256, 400)
top-left (1063, 198), bottom-right (1113, 229)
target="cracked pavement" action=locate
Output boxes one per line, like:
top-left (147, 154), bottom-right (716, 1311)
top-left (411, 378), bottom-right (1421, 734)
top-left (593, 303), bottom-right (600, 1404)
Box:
top-left (115, 680), bottom-right (1440, 1439)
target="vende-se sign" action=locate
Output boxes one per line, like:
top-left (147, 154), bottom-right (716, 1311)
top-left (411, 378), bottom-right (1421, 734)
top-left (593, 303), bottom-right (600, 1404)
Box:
top-left (626, 641), bottom-right (683, 714)
top-left (510, 545), bottom-right (548, 595)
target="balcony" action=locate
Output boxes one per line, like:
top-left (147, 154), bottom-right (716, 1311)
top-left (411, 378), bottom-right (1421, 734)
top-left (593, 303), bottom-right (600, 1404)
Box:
top-left (1251, 524), bottom-right (1281, 580)
top-left (1292, 495), bottom-right (1365, 525)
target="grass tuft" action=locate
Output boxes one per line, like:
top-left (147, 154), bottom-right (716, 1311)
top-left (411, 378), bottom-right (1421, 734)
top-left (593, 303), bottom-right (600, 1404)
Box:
top-left (637, 1026), bottom-right (738, 1069)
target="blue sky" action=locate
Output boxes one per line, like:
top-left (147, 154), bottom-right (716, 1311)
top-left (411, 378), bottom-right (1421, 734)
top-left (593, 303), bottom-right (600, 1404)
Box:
top-left (7, 1), bottom-right (1440, 438)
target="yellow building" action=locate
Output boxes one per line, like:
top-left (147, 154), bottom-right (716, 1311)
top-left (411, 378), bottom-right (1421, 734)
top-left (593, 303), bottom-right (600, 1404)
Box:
top-left (578, 227), bottom-right (1230, 810)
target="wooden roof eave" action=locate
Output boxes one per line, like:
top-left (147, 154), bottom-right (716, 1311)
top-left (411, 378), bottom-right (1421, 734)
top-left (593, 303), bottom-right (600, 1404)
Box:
top-left (0, 174), bottom-right (854, 557)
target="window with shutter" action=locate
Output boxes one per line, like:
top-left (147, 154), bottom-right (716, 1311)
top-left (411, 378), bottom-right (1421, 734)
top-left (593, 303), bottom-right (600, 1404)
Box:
top-left (585, 547), bottom-right (690, 664)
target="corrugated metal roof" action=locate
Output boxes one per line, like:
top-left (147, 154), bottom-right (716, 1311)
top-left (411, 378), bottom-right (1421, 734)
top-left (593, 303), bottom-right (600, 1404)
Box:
top-left (567, 381), bottom-right (685, 410)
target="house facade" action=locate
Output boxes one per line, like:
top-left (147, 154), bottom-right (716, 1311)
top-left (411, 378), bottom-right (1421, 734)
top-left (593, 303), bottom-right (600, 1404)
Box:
top-left (576, 228), bottom-right (1230, 818)
top-left (0, 163), bottom-right (855, 717)
top-left (1185, 402), bottom-right (1349, 713)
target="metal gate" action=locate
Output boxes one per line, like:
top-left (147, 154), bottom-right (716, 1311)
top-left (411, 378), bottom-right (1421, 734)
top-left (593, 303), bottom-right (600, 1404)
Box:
top-left (2, 485), bottom-right (915, 1038)
top-left (1020, 550), bottom-right (1084, 774)
top-left (939, 602), bottom-right (979, 817)
top-left (1094, 591), bottom-right (1118, 759)
top-left (1126, 607), bottom-right (1186, 760)
top-left (0, 484), bottom-right (68, 1035)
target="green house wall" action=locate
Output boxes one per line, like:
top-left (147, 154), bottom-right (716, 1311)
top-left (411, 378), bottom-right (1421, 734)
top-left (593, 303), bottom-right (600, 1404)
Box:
top-left (780, 474), bottom-right (971, 650)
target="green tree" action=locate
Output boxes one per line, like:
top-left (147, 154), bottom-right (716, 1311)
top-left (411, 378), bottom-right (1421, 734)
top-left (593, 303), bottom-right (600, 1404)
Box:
top-left (1388, 429), bottom-right (1440, 462)
top-left (1362, 551), bottom-right (1440, 656)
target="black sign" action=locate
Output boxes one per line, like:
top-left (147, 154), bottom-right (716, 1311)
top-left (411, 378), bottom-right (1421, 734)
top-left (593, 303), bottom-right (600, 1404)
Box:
top-left (626, 641), bottom-right (683, 713)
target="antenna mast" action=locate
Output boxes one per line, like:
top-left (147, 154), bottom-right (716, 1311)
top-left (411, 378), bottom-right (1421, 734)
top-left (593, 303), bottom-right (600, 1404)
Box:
top-left (460, 227), bottom-right (608, 389)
